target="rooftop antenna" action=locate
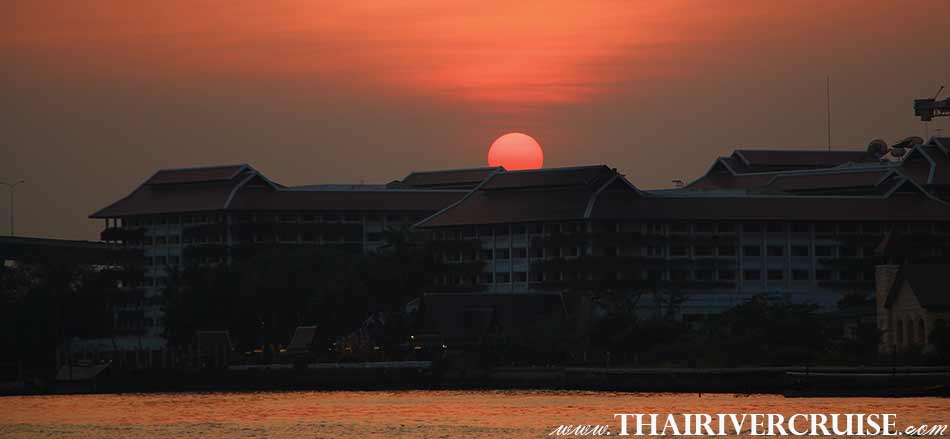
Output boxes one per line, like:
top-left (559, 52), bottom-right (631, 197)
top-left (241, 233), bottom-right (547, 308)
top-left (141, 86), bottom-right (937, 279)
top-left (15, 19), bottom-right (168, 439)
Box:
top-left (826, 76), bottom-right (832, 151)
top-left (924, 85), bottom-right (944, 138)
top-left (914, 85), bottom-right (949, 124)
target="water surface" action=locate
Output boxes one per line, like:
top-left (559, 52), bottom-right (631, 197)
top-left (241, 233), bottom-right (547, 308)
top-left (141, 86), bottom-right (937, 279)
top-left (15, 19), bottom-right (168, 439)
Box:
top-left (0, 391), bottom-right (947, 438)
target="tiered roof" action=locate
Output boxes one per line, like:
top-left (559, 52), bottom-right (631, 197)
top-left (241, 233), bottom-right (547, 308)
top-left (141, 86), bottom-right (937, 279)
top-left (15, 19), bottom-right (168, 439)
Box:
top-left (90, 164), bottom-right (469, 218)
top-left (415, 165), bottom-right (642, 227)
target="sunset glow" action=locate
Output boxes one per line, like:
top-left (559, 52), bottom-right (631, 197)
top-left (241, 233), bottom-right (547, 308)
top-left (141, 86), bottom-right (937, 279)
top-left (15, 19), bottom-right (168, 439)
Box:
top-left (488, 133), bottom-right (544, 170)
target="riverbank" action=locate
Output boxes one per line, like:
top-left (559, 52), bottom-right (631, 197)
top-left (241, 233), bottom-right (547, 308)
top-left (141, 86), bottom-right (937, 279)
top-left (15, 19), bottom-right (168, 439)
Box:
top-left (4, 363), bottom-right (949, 397)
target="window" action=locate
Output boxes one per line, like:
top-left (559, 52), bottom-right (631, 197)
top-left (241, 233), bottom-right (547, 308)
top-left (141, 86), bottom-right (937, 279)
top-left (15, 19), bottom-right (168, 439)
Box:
top-left (816, 270), bottom-right (832, 281)
top-left (815, 246), bottom-right (834, 257)
top-left (480, 249), bottom-right (494, 260)
top-left (344, 214), bottom-right (360, 222)
top-left (155, 236), bottom-right (167, 245)
top-left (478, 272), bottom-right (492, 284)
top-left (863, 223), bottom-right (880, 234)
top-left (840, 246), bottom-right (858, 258)
top-left (168, 235), bottom-right (180, 245)
top-left (513, 248), bottom-right (527, 259)
top-left (670, 246), bottom-right (688, 257)
top-left (169, 256), bottom-right (180, 265)
top-left (565, 247), bottom-right (580, 257)
top-left (155, 256), bottom-right (167, 265)
top-left (513, 272), bottom-right (527, 282)
top-left (743, 223), bottom-right (762, 233)
top-left (718, 246), bottom-right (736, 256)
top-left (792, 270), bottom-right (809, 281)
top-left (670, 223), bottom-right (689, 234)
top-left (766, 224), bottom-right (784, 233)
top-left (791, 223), bottom-right (810, 234)
top-left (815, 223), bottom-right (835, 235)
top-left (838, 223), bottom-right (857, 234)
top-left (718, 269), bottom-right (736, 281)
top-left (496, 272), bottom-right (511, 283)
top-left (645, 246), bottom-right (663, 257)
top-left (791, 246), bottom-right (809, 257)
top-left (694, 246), bottom-right (713, 257)
top-left (670, 270), bottom-right (689, 281)
top-left (767, 270), bottom-right (783, 281)
top-left (743, 245), bottom-right (761, 257)
top-left (695, 223), bottom-right (714, 234)
top-left (512, 225), bottom-right (526, 235)
top-left (717, 223), bottom-right (736, 234)
top-left (530, 248), bottom-right (543, 258)
top-left (367, 233), bottom-right (382, 242)
top-left (279, 214), bottom-right (297, 223)
top-left (302, 214), bottom-right (317, 222)
top-left (694, 270), bottom-right (713, 281)
top-left (495, 225), bottom-right (510, 236)
top-left (766, 246), bottom-right (784, 257)
top-left (743, 270), bottom-right (761, 280)
top-left (496, 249), bottom-right (510, 260)
top-left (325, 214), bottom-right (340, 222)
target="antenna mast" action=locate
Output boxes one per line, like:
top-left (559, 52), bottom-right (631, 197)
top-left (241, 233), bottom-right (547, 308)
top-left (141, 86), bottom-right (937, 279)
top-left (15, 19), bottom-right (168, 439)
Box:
top-left (826, 76), bottom-right (832, 151)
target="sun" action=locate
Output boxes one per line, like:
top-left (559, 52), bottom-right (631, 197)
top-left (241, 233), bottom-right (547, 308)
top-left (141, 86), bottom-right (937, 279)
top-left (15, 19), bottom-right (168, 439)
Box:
top-left (487, 133), bottom-right (544, 171)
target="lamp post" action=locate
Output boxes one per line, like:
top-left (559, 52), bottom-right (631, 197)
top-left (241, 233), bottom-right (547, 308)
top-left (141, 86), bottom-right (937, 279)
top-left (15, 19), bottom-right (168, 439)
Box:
top-left (0, 180), bottom-right (25, 236)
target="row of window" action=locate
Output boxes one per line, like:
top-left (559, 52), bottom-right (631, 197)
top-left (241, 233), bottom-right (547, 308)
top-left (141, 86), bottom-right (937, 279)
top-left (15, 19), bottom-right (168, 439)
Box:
top-left (442, 244), bottom-right (880, 261)
top-left (434, 268), bottom-right (875, 285)
top-left (433, 222), bottom-right (950, 241)
top-left (123, 213), bottom-right (423, 227)
top-left (144, 256), bottom-right (181, 266)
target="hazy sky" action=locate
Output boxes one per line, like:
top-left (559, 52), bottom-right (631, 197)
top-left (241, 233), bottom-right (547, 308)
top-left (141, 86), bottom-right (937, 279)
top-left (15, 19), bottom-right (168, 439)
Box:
top-left (3, 0), bottom-right (950, 240)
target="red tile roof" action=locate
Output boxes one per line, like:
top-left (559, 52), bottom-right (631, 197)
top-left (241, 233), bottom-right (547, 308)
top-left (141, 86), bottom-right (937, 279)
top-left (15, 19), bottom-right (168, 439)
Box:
top-left (145, 165), bottom-right (247, 185)
top-left (481, 165), bottom-right (615, 190)
top-left (765, 170), bottom-right (891, 192)
top-left (417, 166), bottom-right (640, 227)
top-left (91, 165), bottom-right (466, 218)
top-left (734, 149), bottom-right (873, 171)
top-left (396, 167), bottom-right (503, 189)
top-left (922, 145), bottom-right (950, 185)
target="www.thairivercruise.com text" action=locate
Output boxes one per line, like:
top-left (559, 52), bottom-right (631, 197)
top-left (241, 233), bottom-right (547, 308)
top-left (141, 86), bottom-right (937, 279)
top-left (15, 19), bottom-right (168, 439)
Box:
top-left (550, 414), bottom-right (948, 436)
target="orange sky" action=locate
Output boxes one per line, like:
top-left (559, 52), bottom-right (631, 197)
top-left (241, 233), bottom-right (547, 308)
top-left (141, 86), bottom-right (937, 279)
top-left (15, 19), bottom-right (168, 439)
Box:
top-left (2, 0), bottom-right (950, 239)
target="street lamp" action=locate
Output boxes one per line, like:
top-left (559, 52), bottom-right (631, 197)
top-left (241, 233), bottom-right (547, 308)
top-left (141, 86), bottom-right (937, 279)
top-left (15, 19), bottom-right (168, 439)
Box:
top-left (0, 180), bottom-right (25, 236)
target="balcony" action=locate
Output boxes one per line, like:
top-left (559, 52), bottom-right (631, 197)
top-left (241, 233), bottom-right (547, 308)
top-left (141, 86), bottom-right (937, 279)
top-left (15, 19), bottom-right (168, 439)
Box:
top-left (100, 227), bottom-right (146, 242)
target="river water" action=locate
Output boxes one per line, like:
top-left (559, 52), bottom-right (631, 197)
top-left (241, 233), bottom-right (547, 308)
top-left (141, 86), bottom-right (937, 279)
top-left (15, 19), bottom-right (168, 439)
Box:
top-left (0, 391), bottom-right (947, 438)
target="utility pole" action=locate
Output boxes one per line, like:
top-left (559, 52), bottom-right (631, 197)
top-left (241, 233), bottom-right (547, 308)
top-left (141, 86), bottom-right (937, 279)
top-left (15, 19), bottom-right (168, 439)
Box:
top-left (0, 180), bottom-right (25, 236)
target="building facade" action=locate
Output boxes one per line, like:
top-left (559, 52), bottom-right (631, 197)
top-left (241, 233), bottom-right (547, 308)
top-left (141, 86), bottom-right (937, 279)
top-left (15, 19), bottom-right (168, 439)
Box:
top-left (92, 137), bottom-right (950, 346)
top-left (417, 138), bottom-right (950, 319)
top-left (89, 165), bottom-right (499, 348)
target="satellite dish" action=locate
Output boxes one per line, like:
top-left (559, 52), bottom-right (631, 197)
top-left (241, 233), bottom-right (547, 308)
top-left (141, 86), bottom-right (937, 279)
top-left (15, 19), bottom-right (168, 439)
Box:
top-left (893, 136), bottom-right (924, 149)
top-left (890, 146), bottom-right (907, 158)
top-left (866, 139), bottom-right (888, 158)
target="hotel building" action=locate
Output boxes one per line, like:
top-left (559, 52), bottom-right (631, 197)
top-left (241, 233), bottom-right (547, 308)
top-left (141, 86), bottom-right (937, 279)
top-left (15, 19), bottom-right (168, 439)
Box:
top-left (91, 137), bottom-right (950, 347)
